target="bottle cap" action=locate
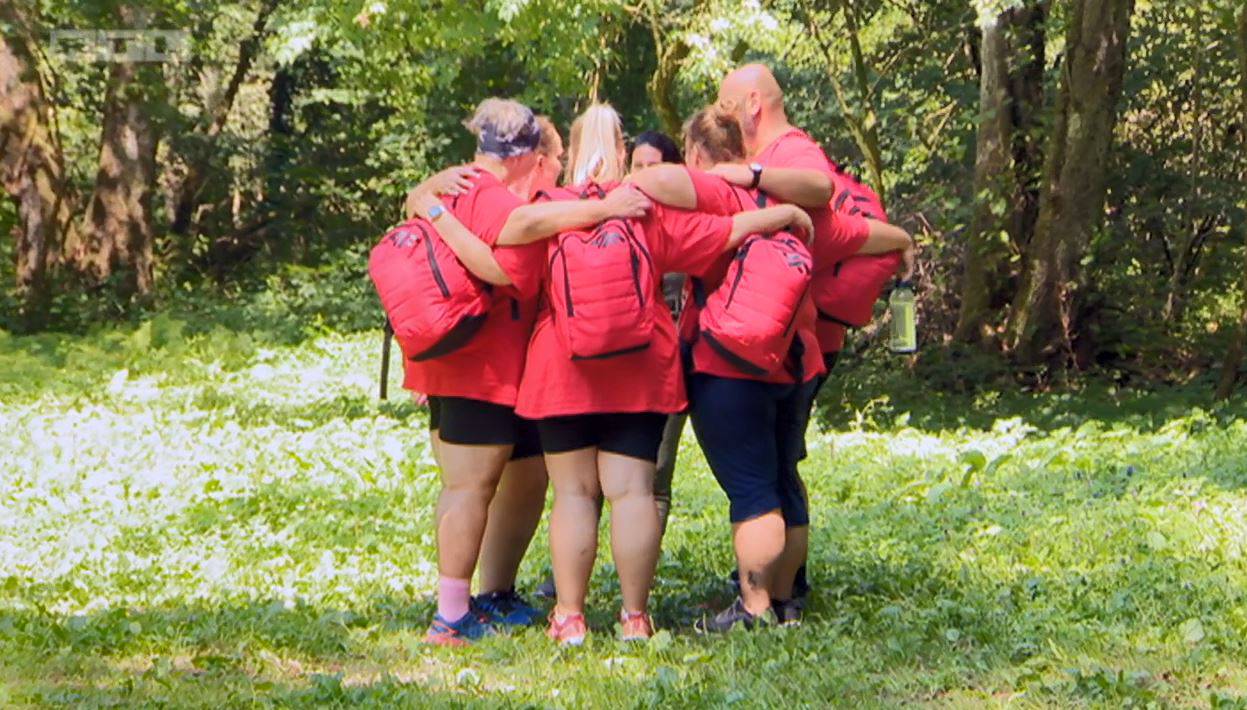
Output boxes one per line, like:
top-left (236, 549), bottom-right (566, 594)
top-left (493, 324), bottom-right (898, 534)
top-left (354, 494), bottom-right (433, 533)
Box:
top-left (896, 279), bottom-right (914, 289)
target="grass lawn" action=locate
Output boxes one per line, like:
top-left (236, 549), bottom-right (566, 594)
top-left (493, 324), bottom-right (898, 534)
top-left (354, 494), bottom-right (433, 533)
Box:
top-left (4, 309), bottom-right (1247, 708)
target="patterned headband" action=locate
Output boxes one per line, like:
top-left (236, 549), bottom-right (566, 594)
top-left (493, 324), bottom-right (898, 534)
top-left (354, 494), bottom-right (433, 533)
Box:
top-left (479, 115), bottom-right (541, 158)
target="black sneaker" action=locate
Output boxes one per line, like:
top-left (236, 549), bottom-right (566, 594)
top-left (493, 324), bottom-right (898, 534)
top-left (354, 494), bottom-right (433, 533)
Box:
top-left (695, 597), bottom-right (775, 633)
top-left (771, 598), bottom-right (803, 627)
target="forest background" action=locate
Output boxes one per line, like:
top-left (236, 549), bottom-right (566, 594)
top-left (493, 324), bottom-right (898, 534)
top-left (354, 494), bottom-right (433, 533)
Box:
top-left (3, 0), bottom-right (1245, 395)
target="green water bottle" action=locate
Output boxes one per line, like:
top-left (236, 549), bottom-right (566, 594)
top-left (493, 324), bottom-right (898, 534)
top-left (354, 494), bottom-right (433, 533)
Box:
top-left (889, 280), bottom-right (917, 354)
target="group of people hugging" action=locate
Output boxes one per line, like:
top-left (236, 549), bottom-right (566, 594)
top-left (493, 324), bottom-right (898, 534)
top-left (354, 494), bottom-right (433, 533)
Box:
top-left (388, 63), bottom-right (915, 646)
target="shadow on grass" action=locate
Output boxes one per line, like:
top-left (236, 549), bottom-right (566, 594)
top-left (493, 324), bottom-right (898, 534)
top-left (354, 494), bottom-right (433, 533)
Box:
top-left (819, 354), bottom-right (1247, 436)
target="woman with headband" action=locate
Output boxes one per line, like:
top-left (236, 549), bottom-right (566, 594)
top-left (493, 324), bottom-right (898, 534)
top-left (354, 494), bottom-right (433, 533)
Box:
top-left (421, 103), bottom-right (817, 645)
top-left (401, 99), bottom-right (650, 646)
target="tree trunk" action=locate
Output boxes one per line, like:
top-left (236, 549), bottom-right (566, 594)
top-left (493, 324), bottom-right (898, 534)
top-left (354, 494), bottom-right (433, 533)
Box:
top-left (1163, 4), bottom-right (1208, 324)
top-left (957, 1), bottom-right (1049, 345)
top-left (0, 18), bottom-right (78, 326)
top-left (1216, 7), bottom-right (1247, 401)
top-left (66, 59), bottom-right (160, 297)
top-left (1005, 0), bottom-right (1135, 367)
top-left (841, 0), bottom-right (887, 202)
top-left (169, 0), bottom-right (280, 238)
top-left (955, 7), bottom-right (1017, 345)
top-left (1006, 0), bottom-right (1048, 252)
top-left (641, 0), bottom-right (704, 139)
top-left (647, 37), bottom-right (690, 139)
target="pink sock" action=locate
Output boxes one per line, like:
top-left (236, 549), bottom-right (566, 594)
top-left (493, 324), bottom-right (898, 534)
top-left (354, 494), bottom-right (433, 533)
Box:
top-left (438, 577), bottom-right (471, 622)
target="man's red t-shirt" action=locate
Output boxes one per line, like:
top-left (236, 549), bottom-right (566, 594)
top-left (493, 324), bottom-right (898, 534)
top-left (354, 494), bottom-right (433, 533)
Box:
top-left (754, 129), bottom-right (871, 355)
top-left (401, 171), bottom-right (542, 407)
top-left (679, 168), bottom-right (824, 384)
top-left (513, 186), bottom-right (733, 419)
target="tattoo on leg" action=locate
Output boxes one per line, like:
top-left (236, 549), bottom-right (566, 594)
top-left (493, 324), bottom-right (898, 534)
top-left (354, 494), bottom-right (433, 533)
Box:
top-left (746, 570), bottom-right (763, 592)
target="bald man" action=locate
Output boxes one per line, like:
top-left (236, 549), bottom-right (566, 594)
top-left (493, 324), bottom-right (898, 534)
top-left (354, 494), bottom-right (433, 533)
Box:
top-left (705, 63), bottom-right (915, 629)
top-left (712, 64), bottom-right (836, 207)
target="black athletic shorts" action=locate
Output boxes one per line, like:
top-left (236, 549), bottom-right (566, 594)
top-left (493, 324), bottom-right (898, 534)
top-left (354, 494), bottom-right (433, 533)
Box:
top-left (537, 412), bottom-right (668, 462)
top-left (427, 396), bottom-right (543, 460)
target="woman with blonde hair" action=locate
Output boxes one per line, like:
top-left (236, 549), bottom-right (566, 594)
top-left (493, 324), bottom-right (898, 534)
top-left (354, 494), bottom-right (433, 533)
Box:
top-left (563, 103), bottom-right (629, 186)
top-left (415, 102), bottom-right (816, 645)
top-left (401, 98), bottom-right (650, 646)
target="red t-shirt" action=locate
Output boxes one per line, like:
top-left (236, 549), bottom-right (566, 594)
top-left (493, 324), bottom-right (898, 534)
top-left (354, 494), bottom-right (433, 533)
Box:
top-left (754, 129), bottom-right (871, 354)
top-left (401, 172), bottom-right (542, 406)
top-left (679, 168), bottom-right (824, 384)
top-left (513, 186), bottom-right (733, 418)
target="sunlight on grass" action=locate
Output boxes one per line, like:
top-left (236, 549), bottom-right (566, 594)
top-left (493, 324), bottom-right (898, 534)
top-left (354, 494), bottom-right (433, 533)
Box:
top-left (4, 318), bottom-right (1247, 707)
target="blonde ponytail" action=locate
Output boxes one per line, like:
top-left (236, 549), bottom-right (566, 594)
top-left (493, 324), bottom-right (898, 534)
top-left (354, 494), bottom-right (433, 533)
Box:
top-left (565, 103), bottom-right (626, 186)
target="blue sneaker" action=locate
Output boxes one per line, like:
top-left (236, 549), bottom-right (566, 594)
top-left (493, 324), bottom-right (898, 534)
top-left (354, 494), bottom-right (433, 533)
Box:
top-left (425, 610), bottom-right (495, 647)
top-left (473, 588), bottom-right (543, 626)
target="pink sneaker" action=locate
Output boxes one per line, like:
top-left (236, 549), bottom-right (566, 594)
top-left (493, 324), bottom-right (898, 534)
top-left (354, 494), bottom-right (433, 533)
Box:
top-left (619, 610), bottom-right (654, 641)
top-left (547, 611), bottom-right (588, 646)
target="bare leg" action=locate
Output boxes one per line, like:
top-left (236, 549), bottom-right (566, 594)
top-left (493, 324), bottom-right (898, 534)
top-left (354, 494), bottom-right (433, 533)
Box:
top-left (599, 451), bottom-right (660, 614)
top-left (477, 455), bottom-right (548, 593)
top-left (772, 525), bottom-right (808, 601)
top-left (732, 510), bottom-right (786, 616)
top-left (652, 413), bottom-right (686, 538)
top-left (546, 447), bottom-right (601, 616)
top-left (434, 442), bottom-right (511, 580)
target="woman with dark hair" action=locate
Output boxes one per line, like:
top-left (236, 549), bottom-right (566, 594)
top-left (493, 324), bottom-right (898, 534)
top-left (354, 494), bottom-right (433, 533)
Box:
top-left (627, 106), bottom-right (913, 631)
top-left (400, 99), bottom-right (651, 646)
top-left (629, 130), bottom-right (686, 540)
top-left (628, 130), bottom-right (683, 172)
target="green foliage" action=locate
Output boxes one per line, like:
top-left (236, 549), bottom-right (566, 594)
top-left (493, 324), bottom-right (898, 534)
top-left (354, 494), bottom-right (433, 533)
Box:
top-left (5, 296), bottom-right (1247, 705)
top-left (3, 0), bottom-right (1244, 377)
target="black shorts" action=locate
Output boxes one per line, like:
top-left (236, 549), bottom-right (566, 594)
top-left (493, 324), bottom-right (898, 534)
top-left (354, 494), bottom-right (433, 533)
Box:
top-left (537, 412), bottom-right (668, 462)
top-left (427, 396), bottom-right (542, 460)
top-left (689, 374), bottom-right (818, 526)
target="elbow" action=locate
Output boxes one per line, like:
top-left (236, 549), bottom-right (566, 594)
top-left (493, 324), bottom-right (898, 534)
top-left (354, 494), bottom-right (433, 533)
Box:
top-left (810, 176), bottom-right (834, 206)
top-left (638, 165), bottom-right (695, 209)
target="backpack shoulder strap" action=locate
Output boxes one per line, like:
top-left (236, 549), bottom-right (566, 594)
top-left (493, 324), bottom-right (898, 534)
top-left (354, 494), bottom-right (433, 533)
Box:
top-left (580, 183), bottom-right (608, 200)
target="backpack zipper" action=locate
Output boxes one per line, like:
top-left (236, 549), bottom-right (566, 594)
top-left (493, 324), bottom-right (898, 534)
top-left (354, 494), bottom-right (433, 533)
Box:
top-left (723, 241), bottom-right (755, 309)
top-left (423, 228), bottom-right (451, 298)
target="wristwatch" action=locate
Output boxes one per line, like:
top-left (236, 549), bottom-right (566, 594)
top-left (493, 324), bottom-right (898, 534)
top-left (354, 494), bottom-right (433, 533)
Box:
top-left (427, 204), bottom-right (446, 222)
top-left (748, 162), bottom-right (764, 190)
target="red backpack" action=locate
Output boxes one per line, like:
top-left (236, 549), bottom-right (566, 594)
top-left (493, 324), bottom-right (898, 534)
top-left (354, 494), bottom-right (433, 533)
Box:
top-left (696, 213), bottom-right (813, 376)
top-left (547, 186), bottom-right (657, 360)
top-left (815, 170), bottom-right (902, 329)
top-left (369, 218), bottom-right (492, 362)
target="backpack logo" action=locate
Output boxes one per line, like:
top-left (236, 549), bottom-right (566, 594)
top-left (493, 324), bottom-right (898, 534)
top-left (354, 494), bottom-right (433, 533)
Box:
top-left (592, 231), bottom-right (624, 248)
top-left (390, 227), bottom-right (421, 249)
top-left (787, 253), bottom-right (812, 274)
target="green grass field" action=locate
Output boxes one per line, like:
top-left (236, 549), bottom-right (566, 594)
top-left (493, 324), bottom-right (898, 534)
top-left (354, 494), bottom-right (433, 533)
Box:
top-left (4, 308), bottom-right (1247, 708)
